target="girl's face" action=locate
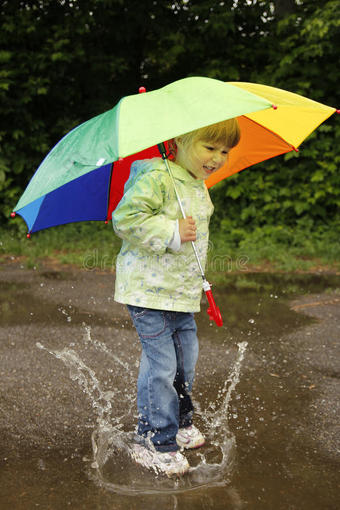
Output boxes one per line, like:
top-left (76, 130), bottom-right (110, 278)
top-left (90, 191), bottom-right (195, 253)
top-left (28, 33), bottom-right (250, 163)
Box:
top-left (175, 138), bottom-right (230, 180)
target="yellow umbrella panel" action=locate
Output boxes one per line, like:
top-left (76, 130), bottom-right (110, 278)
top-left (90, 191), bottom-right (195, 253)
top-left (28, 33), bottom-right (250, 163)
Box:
top-left (206, 82), bottom-right (337, 188)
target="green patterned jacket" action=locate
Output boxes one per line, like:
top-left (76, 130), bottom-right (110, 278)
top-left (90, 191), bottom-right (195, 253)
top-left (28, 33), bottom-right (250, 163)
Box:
top-left (112, 158), bottom-right (214, 312)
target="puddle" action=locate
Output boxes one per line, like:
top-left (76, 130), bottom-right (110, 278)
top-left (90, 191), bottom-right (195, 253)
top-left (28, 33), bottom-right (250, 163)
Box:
top-left (39, 270), bottom-right (76, 280)
top-left (35, 331), bottom-right (247, 496)
top-left (0, 280), bottom-right (117, 327)
top-left (0, 270), bottom-right (339, 509)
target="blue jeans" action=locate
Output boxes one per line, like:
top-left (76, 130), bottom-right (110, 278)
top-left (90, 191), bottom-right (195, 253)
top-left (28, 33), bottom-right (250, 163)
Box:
top-left (127, 305), bottom-right (199, 452)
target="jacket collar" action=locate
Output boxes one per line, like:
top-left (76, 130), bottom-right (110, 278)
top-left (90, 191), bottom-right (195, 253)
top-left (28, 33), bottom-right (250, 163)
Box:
top-left (150, 157), bottom-right (205, 185)
top-left (168, 160), bottom-right (203, 185)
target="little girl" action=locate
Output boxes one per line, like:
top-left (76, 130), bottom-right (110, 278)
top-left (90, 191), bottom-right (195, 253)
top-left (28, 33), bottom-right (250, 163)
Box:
top-left (112, 118), bottom-right (240, 476)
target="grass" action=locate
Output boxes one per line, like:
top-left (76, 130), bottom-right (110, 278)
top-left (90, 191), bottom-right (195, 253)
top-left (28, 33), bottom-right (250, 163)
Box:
top-left (0, 221), bottom-right (339, 277)
top-left (0, 222), bottom-right (122, 271)
top-left (206, 223), bottom-right (340, 277)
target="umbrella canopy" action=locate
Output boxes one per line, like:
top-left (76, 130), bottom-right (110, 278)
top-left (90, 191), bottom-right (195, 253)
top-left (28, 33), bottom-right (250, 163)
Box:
top-left (13, 76), bottom-right (336, 234)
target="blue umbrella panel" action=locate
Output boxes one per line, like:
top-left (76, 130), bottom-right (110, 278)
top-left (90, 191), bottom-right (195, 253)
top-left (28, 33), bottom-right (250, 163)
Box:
top-left (15, 164), bottom-right (113, 234)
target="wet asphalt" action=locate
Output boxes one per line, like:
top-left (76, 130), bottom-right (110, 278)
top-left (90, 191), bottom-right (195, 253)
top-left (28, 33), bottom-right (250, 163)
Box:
top-left (0, 262), bottom-right (339, 509)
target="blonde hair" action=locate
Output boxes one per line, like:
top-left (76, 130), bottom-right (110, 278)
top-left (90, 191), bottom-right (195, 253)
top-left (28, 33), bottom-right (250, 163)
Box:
top-left (168, 118), bottom-right (240, 157)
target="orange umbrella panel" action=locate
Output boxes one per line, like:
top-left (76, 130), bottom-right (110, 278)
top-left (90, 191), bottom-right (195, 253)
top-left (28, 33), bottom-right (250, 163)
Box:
top-left (206, 115), bottom-right (293, 188)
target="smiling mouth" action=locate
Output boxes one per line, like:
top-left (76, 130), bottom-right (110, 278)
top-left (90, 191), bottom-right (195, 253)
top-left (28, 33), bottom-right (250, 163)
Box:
top-left (203, 166), bottom-right (215, 173)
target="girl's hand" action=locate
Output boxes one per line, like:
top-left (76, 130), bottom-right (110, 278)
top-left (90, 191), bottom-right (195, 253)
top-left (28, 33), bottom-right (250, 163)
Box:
top-left (179, 216), bottom-right (197, 242)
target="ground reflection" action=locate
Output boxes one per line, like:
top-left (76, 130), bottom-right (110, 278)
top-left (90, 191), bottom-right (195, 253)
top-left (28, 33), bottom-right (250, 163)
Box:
top-left (0, 269), bottom-right (339, 509)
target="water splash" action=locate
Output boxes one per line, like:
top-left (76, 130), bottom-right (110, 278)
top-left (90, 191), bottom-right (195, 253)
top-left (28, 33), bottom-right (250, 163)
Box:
top-left (82, 324), bottom-right (130, 372)
top-left (36, 342), bottom-right (118, 433)
top-left (188, 341), bottom-right (248, 485)
top-left (36, 330), bottom-right (247, 494)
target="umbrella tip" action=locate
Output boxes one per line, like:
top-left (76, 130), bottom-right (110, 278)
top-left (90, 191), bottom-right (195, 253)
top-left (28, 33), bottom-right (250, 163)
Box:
top-left (336, 109), bottom-right (340, 114)
top-left (272, 104), bottom-right (278, 110)
top-left (26, 233), bottom-right (31, 239)
top-left (10, 212), bottom-right (16, 218)
top-left (139, 86), bottom-right (146, 93)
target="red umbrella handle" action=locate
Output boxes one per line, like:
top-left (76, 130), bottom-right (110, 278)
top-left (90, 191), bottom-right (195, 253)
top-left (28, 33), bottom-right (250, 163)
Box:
top-left (203, 281), bottom-right (223, 327)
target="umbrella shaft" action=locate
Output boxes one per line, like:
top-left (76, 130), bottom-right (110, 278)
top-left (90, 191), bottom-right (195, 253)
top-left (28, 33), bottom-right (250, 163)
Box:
top-left (162, 158), bottom-right (206, 280)
top-left (190, 241), bottom-right (206, 281)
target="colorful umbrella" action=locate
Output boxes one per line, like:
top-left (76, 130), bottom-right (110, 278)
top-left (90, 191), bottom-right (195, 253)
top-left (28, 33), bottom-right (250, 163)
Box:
top-left (12, 77), bottom-right (336, 233)
top-left (12, 77), bottom-right (338, 325)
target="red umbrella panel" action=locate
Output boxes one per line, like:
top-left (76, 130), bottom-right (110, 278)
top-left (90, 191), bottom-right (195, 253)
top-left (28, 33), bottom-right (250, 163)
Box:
top-left (106, 145), bottom-right (163, 222)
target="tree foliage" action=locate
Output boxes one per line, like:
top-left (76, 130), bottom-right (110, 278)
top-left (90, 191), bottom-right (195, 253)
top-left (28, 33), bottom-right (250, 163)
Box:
top-left (209, 0), bottom-right (340, 234)
top-left (0, 0), bottom-right (339, 236)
